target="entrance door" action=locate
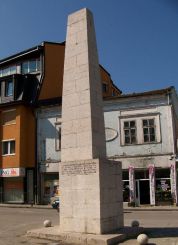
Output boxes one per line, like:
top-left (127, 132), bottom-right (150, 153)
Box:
top-left (139, 180), bottom-right (150, 204)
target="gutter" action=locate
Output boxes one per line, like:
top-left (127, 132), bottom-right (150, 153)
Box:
top-left (0, 46), bottom-right (42, 65)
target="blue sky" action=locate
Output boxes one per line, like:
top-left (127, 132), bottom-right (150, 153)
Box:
top-left (0, 0), bottom-right (177, 94)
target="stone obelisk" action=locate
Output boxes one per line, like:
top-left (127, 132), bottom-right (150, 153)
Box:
top-left (60, 8), bottom-right (123, 234)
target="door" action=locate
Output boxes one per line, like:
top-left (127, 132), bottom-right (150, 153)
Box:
top-left (26, 170), bottom-right (34, 204)
top-left (139, 180), bottom-right (150, 204)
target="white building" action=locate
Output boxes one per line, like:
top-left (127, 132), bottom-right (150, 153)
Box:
top-left (36, 105), bottom-right (61, 204)
top-left (36, 86), bottom-right (178, 206)
top-left (105, 86), bottom-right (178, 206)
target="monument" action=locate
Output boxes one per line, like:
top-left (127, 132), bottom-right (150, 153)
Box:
top-left (60, 8), bottom-right (123, 234)
top-left (27, 8), bottom-right (143, 244)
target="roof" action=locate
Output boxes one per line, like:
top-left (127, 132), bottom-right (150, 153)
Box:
top-left (105, 86), bottom-right (175, 101)
top-left (0, 41), bottom-right (65, 66)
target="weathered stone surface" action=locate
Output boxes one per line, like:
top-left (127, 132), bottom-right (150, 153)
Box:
top-left (60, 8), bottom-right (123, 235)
top-left (43, 220), bottom-right (52, 227)
top-left (59, 159), bottom-right (123, 234)
top-left (137, 234), bottom-right (149, 245)
top-left (61, 8), bottom-right (106, 162)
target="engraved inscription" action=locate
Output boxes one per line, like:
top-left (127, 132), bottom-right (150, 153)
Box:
top-left (62, 162), bottom-right (97, 176)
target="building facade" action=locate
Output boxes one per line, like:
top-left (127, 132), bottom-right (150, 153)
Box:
top-left (36, 64), bottom-right (121, 204)
top-left (104, 87), bottom-right (178, 206)
top-left (36, 85), bottom-right (178, 206)
top-left (1, 42), bottom-right (177, 207)
top-left (36, 106), bottom-right (61, 204)
top-left (0, 41), bottom-right (65, 203)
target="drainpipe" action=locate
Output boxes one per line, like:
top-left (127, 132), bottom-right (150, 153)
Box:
top-left (33, 109), bottom-right (39, 204)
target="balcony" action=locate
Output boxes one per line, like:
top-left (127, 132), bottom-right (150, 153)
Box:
top-left (0, 74), bottom-right (39, 105)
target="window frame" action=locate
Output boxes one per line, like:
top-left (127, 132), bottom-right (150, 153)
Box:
top-left (55, 121), bottom-right (61, 152)
top-left (5, 80), bottom-right (13, 97)
top-left (102, 82), bottom-right (109, 93)
top-left (21, 59), bottom-right (40, 74)
top-left (2, 139), bottom-right (16, 156)
top-left (142, 118), bottom-right (156, 143)
top-left (120, 112), bottom-right (161, 146)
top-left (123, 120), bottom-right (137, 145)
top-left (0, 65), bottom-right (17, 78)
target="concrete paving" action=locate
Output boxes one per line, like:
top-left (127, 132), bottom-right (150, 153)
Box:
top-left (27, 226), bottom-right (144, 245)
top-left (1, 205), bottom-right (178, 244)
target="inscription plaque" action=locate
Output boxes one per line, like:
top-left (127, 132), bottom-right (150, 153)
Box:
top-left (62, 162), bottom-right (97, 176)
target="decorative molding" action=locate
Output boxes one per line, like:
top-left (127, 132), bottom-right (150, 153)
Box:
top-left (105, 127), bottom-right (118, 142)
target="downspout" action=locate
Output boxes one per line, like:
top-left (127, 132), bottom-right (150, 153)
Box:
top-left (34, 109), bottom-right (38, 204)
top-left (33, 46), bottom-right (45, 204)
top-left (167, 92), bottom-right (170, 105)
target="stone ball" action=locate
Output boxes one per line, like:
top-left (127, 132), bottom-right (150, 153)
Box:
top-left (43, 219), bottom-right (52, 227)
top-left (137, 234), bottom-right (148, 245)
top-left (131, 220), bottom-right (140, 227)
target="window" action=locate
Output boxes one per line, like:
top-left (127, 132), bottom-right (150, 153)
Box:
top-left (2, 140), bottom-right (15, 155)
top-left (124, 120), bottom-right (137, 144)
top-left (2, 110), bottom-right (16, 125)
top-left (102, 83), bottom-right (108, 93)
top-left (112, 90), bottom-right (116, 96)
top-left (5, 80), bottom-right (13, 97)
top-left (143, 119), bottom-right (156, 142)
top-left (21, 59), bottom-right (40, 74)
top-left (21, 62), bottom-right (28, 74)
top-left (55, 122), bottom-right (61, 151)
top-left (0, 66), bottom-right (17, 78)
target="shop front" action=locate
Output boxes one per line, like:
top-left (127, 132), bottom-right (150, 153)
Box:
top-left (0, 167), bottom-right (25, 203)
top-left (41, 173), bottom-right (59, 204)
top-left (123, 165), bottom-right (177, 206)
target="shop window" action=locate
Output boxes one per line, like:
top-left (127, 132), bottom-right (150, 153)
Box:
top-left (135, 170), bottom-right (149, 179)
top-left (155, 169), bottom-right (169, 178)
top-left (123, 181), bottom-right (130, 202)
top-left (122, 170), bottom-right (129, 180)
top-left (155, 179), bottom-right (172, 204)
top-left (55, 122), bottom-right (61, 151)
top-left (2, 140), bottom-right (15, 155)
top-left (2, 110), bottom-right (16, 126)
top-left (124, 120), bottom-right (137, 144)
top-left (5, 80), bottom-right (13, 97)
top-left (143, 119), bottom-right (156, 143)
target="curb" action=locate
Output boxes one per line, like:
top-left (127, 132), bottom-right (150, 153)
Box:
top-left (1, 204), bottom-right (178, 211)
top-left (124, 207), bottom-right (178, 211)
top-left (0, 204), bottom-right (52, 209)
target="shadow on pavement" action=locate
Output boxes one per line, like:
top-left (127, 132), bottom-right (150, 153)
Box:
top-left (145, 227), bottom-right (178, 238)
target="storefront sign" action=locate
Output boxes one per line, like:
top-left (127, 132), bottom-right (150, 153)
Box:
top-left (129, 165), bottom-right (135, 203)
top-left (149, 164), bottom-right (155, 206)
top-left (0, 168), bottom-right (25, 177)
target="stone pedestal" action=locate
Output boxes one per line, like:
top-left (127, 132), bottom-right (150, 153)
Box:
top-left (59, 159), bottom-right (123, 234)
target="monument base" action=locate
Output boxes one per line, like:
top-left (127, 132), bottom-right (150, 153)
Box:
top-left (59, 158), bottom-right (123, 234)
top-left (27, 226), bottom-right (144, 245)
